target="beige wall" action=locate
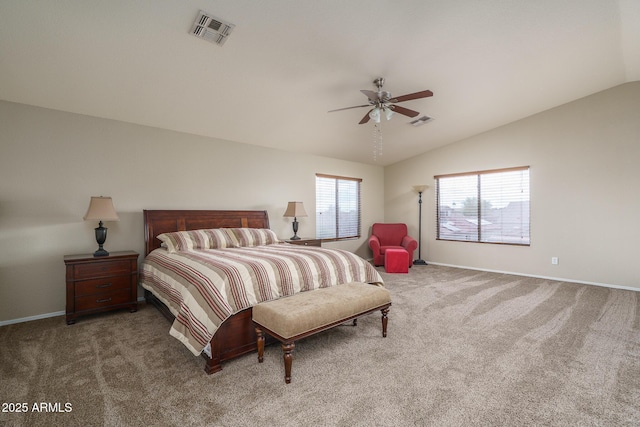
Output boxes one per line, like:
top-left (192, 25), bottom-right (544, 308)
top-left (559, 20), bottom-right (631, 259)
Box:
top-left (0, 101), bottom-right (385, 322)
top-left (385, 82), bottom-right (640, 289)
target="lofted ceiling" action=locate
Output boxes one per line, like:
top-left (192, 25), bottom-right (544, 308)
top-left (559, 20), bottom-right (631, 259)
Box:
top-left (1, 1), bottom-right (638, 166)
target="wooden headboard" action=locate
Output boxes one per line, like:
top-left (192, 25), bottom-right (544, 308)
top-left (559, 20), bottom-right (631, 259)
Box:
top-left (143, 209), bottom-right (270, 256)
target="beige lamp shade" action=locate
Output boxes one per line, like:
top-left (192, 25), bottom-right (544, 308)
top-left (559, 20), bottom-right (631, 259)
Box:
top-left (283, 201), bottom-right (308, 218)
top-left (413, 185), bottom-right (429, 193)
top-left (83, 196), bottom-right (120, 222)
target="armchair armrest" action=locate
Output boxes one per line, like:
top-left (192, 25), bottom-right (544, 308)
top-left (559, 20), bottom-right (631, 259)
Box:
top-left (368, 235), bottom-right (381, 253)
top-left (401, 235), bottom-right (418, 252)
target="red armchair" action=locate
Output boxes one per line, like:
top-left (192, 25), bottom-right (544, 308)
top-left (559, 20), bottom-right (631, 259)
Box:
top-left (368, 223), bottom-right (418, 268)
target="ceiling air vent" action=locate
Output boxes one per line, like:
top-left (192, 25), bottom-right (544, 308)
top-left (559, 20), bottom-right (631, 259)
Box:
top-left (409, 116), bottom-right (434, 127)
top-left (190, 11), bottom-right (235, 46)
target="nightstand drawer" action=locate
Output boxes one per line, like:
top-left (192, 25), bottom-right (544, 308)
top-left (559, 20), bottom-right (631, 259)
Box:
top-left (286, 238), bottom-right (322, 247)
top-left (74, 260), bottom-right (130, 279)
top-left (75, 275), bottom-right (131, 297)
top-left (75, 289), bottom-right (132, 312)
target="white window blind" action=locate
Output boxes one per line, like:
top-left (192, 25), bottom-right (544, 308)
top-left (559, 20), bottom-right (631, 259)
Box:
top-left (436, 166), bottom-right (530, 245)
top-left (316, 174), bottom-right (361, 240)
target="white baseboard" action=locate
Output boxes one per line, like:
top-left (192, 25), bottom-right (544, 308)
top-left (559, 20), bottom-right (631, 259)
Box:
top-left (426, 262), bottom-right (639, 293)
top-left (0, 310), bottom-right (66, 327)
top-left (0, 296), bottom-right (148, 327)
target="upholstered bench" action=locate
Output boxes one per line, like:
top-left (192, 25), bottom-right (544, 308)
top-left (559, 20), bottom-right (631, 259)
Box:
top-left (385, 248), bottom-right (409, 273)
top-left (253, 282), bottom-right (391, 384)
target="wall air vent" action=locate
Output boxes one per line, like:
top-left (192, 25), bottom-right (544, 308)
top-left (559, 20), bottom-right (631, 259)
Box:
top-left (409, 116), bottom-right (434, 127)
top-left (190, 11), bottom-right (235, 46)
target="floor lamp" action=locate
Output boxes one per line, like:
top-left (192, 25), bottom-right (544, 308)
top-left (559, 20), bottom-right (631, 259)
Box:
top-left (412, 185), bottom-right (428, 265)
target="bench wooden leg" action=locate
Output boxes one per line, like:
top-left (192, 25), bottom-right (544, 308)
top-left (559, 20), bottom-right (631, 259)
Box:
top-left (381, 307), bottom-right (389, 337)
top-left (282, 341), bottom-right (295, 384)
top-left (256, 327), bottom-right (265, 363)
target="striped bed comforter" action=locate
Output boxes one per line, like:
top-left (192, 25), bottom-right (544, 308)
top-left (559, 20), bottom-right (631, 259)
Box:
top-left (140, 243), bottom-right (383, 355)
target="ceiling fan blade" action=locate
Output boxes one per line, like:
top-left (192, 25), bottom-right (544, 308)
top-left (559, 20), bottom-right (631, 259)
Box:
top-left (389, 104), bottom-right (420, 118)
top-left (328, 104), bottom-right (371, 113)
top-left (360, 90), bottom-right (378, 101)
top-left (359, 109), bottom-right (373, 124)
top-left (388, 90), bottom-right (433, 103)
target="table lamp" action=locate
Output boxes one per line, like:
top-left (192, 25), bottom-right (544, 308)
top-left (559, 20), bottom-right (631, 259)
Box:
top-left (83, 196), bottom-right (120, 257)
top-left (283, 201), bottom-right (307, 240)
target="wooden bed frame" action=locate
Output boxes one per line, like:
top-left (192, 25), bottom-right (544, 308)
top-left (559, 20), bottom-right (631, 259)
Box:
top-left (142, 209), bottom-right (275, 374)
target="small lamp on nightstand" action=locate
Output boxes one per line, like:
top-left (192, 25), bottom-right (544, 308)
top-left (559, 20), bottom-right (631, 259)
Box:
top-left (283, 201), bottom-right (307, 240)
top-left (83, 196), bottom-right (119, 257)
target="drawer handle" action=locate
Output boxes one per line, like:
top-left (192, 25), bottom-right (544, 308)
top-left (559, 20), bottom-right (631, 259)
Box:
top-left (96, 283), bottom-right (113, 289)
top-left (96, 297), bottom-right (112, 303)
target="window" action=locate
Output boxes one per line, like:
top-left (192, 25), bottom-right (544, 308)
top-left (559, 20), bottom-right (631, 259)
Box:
top-left (316, 174), bottom-right (361, 241)
top-left (435, 166), bottom-right (530, 245)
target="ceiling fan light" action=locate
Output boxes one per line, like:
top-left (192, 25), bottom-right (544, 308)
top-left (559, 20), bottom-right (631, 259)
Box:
top-left (369, 108), bottom-right (381, 123)
top-left (384, 108), bottom-right (394, 121)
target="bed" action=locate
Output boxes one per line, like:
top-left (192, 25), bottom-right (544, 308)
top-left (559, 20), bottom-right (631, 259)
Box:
top-left (140, 209), bottom-right (383, 374)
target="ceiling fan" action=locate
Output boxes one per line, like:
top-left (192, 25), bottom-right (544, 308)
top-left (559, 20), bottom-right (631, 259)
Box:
top-left (329, 77), bottom-right (433, 124)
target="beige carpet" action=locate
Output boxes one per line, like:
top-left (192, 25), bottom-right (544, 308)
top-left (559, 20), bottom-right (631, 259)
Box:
top-left (1, 265), bottom-right (639, 426)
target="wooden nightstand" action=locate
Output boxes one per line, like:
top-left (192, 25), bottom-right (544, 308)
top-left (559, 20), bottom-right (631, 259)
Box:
top-left (285, 238), bottom-right (322, 247)
top-left (64, 250), bottom-right (139, 324)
